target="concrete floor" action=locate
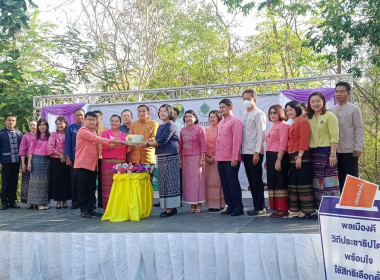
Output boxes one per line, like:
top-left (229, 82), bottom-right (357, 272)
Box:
top-left (0, 198), bottom-right (319, 234)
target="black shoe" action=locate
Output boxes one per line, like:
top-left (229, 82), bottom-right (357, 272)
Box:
top-left (81, 211), bottom-right (92, 218)
top-left (98, 204), bottom-right (103, 208)
top-left (8, 204), bottom-right (20, 209)
top-left (247, 208), bottom-right (267, 216)
top-left (208, 208), bottom-right (221, 212)
top-left (153, 202), bottom-right (161, 207)
top-left (89, 210), bottom-right (103, 217)
top-left (160, 208), bottom-right (177, 217)
top-left (71, 202), bottom-right (78, 209)
top-left (221, 208), bottom-right (233, 215)
top-left (0, 204), bottom-right (8, 210)
top-left (231, 210), bottom-right (244, 216)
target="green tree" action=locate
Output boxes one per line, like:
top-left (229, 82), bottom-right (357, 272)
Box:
top-left (0, 2), bottom-right (73, 130)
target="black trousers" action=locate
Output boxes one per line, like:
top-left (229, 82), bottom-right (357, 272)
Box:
top-left (70, 159), bottom-right (78, 207)
top-left (0, 162), bottom-right (20, 205)
top-left (217, 161), bottom-right (243, 212)
top-left (337, 153), bottom-right (359, 192)
top-left (243, 154), bottom-right (266, 211)
top-left (75, 168), bottom-right (97, 212)
top-left (97, 159), bottom-right (103, 207)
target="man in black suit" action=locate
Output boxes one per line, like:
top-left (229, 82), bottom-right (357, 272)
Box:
top-left (0, 113), bottom-right (22, 210)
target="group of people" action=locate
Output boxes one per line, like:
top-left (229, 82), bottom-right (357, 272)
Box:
top-left (0, 81), bottom-right (364, 220)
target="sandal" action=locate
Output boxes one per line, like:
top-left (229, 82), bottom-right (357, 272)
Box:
top-left (188, 205), bottom-right (196, 213)
top-left (195, 203), bottom-right (202, 213)
top-left (26, 204), bottom-right (33, 209)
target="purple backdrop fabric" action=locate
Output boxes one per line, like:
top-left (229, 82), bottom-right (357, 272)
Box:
top-left (41, 103), bottom-right (86, 125)
top-left (280, 88), bottom-right (336, 104)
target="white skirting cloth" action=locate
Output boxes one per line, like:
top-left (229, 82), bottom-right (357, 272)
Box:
top-left (0, 232), bottom-right (324, 280)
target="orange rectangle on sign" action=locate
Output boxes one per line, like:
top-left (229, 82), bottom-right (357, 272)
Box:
top-left (339, 175), bottom-right (378, 208)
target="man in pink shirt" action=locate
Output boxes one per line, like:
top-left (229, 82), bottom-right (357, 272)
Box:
top-left (74, 112), bottom-right (125, 218)
top-left (215, 99), bottom-right (244, 216)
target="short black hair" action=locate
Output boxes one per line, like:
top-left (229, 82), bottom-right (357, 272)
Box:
top-left (183, 110), bottom-right (199, 124)
top-left (121, 109), bottom-right (133, 119)
top-left (93, 110), bottom-right (103, 115)
top-left (5, 113), bottom-right (17, 119)
top-left (285, 101), bottom-right (302, 117)
top-left (137, 105), bottom-right (150, 112)
top-left (219, 99), bottom-right (233, 107)
top-left (242, 89), bottom-right (257, 99)
top-left (85, 111), bottom-right (98, 119)
top-left (55, 116), bottom-right (68, 131)
top-left (110, 114), bottom-right (122, 122)
top-left (74, 108), bottom-right (85, 114)
top-left (159, 104), bottom-right (175, 121)
top-left (335, 81), bottom-right (352, 92)
top-left (173, 107), bottom-right (180, 116)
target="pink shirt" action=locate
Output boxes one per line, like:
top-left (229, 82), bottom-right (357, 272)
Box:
top-left (179, 124), bottom-right (207, 156)
top-left (101, 129), bottom-right (127, 159)
top-left (19, 133), bottom-right (35, 156)
top-left (29, 134), bottom-right (49, 156)
top-left (47, 131), bottom-right (66, 158)
top-left (266, 121), bottom-right (290, 152)
top-left (205, 126), bottom-right (217, 157)
top-left (74, 126), bottom-right (110, 171)
top-left (215, 116), bottom-right (243, 161)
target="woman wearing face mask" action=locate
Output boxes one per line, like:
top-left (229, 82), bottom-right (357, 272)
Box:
top-left (265, 105), bottom-right (290, 218)
top-left (27, 119), bottom-right (51, 210)
top-left (47, 116), bottom-right (71, 209)
top-left (306, 92), bottom-right (340, 208)
top-left (180, 110), bottom-right (207, 213)
top-left (285, 101), bottom-right (316, 219)
top-left (19, 120), bottom-right (37, 208)
top-left (101, 115), bottom-right (127, 209)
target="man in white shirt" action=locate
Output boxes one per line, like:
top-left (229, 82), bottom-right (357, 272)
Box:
top-left (241, 89), bottom-right (267, 216)
top-left (330, 82), bottom-right (364, 192)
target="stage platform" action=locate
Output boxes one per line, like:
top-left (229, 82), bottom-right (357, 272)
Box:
top-left (0, 198), bottom-right (319, 234)
top-left (0, 195), bottom-right (324, 280)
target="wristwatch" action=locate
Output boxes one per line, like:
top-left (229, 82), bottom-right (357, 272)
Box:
top-left (298, 153), bottom-right (303, 157)
top-left (146, 142), bottom-right (150, 147)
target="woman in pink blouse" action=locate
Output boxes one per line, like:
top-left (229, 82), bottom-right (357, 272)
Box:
top-left (48, 116), bottom-right (71, 209)
top-left (101, 114), bottom-right (127, 209)
top-left (205, 110), bottom-right (225, 212)
top-left (19, 120), bottom-right (37, 207)
top-left (180, 110), bottom-right (207, 213)
top-left (265, 105), bottom-right (290, 218)
top-left (27, 119), bottom-right (51, 210)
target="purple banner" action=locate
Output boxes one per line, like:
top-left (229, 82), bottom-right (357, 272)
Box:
top-left (281, 88), bottom-right (337, 104)
top-left (41, 103), bottom-right (86, 125)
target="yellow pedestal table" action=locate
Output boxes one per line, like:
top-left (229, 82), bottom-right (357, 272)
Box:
top-left (101, 173), bottom-right (153, 222)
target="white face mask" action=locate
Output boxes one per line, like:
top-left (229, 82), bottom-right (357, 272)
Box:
top-left (243, 100), bottom-right (253, 108)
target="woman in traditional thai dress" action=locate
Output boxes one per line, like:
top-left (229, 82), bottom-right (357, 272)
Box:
top-left (27, 118), bottom-right (51, 210)
top-left (285, 101), bottom-right (316, 218)
top-left (179, 110), bottom-right (207, 213)
top-left (19, 120), bottom-right (37, 208)
top-left (265, 105), bottom-right (290, 218)
top-left (47, 116), bottom-right (71, 209)
top-left (306, 92), bottom-right (340, 207)
top-left (101, 114), bottom-right (127, 209)
top-left (142, 104), bottom-right (180, 217)
top-left (205, 110), bottom-right (225, 212)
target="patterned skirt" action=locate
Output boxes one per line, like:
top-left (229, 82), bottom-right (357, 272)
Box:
top-left (101, 158), bottom-right (125, 209)
top-left (20, 157), bottom-right (30, 203)
top-left (49, 158), bottom-right (71, 201)
top-left (205, 160), bottom-right (225, 208)
top-left (266, 151), bottom-right (290, 211)
top-left (182, 154), bottom-right (206, 204)
top-left (27, 155), bottom-right (50, 205)
top-left (310, 147), bottom-right (340, 208)
top-left (288, 151), bottom-right (315, 214)
top-left (157, 154), bottom-right (181, 209)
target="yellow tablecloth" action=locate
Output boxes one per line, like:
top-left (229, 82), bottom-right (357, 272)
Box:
top-left (101, 173), bottom-right (153, 222)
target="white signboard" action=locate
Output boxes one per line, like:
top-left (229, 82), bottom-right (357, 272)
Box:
top-left (319, 197), bottom-right (380, 280)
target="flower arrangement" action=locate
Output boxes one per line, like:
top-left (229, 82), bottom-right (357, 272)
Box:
top-left (113, 163), bottom-right (151, 174)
